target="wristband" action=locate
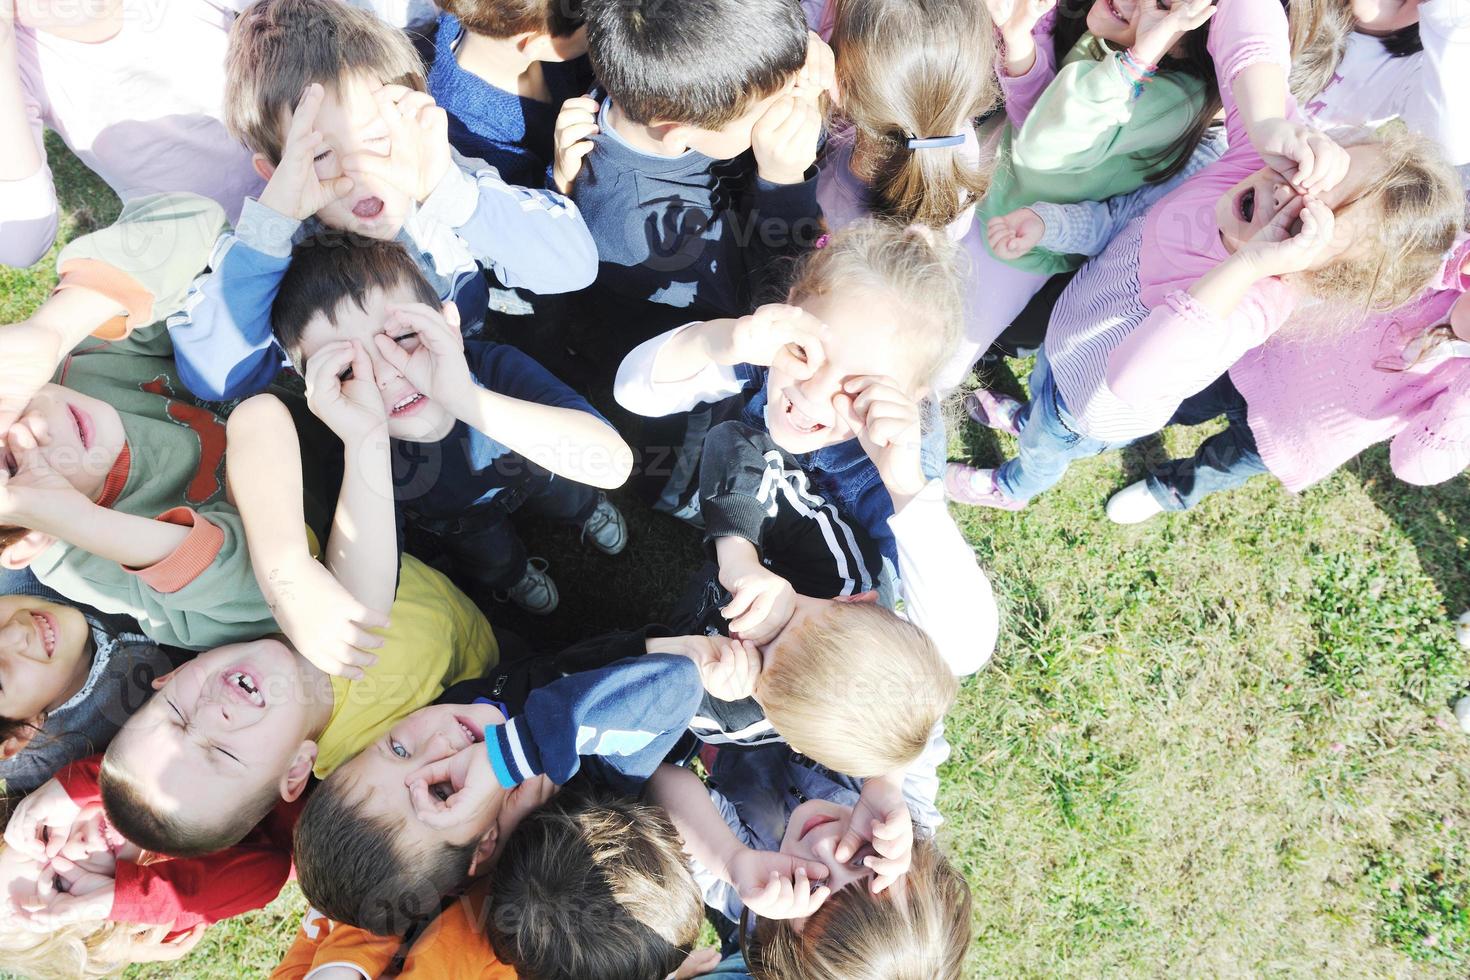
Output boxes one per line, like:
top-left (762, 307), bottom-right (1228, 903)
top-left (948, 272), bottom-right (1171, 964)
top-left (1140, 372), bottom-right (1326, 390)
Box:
top-left (1118, 49), bottom-right (1159, 99)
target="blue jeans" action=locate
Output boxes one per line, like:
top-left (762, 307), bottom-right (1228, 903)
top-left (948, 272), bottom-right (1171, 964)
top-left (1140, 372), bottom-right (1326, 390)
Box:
top-left (996, 352), bottom-right (1125, 501)
top-left (1144, 374), bottom-right (1266, 510)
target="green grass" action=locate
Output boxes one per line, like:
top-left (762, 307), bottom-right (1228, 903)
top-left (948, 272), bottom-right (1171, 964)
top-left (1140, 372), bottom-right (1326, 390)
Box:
top-left (7, 143), bottom-right (1470, 978)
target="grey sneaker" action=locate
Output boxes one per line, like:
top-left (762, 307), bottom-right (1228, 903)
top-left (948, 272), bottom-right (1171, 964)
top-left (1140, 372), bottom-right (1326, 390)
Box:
top-left (581, 496), bottom-right (628, 556)
top-left (500, 557), bottom-right (559, 615)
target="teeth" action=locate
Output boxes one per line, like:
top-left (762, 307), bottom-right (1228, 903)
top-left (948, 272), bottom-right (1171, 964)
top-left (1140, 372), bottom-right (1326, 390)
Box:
top-left (392, 393), bottom-right (423, 413)
top-left (229, 671), bottom-right (265, 706)
top-left (31, 614), bottom-right (54, 653)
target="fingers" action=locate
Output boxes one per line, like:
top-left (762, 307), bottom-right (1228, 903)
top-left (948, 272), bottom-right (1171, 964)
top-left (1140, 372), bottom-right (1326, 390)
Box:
top-left (286, 83), bottom-right (327, 148)
top-left (726, 586), bottom-right (774, 637)
top-left (373, 332), bottom-right (413, 374)
top-left (304, 341), bottom-right (354, 399)
top-left (385, 302), bottom-right (461, 353)
top-left (720, 580), bottom-right (760, 625)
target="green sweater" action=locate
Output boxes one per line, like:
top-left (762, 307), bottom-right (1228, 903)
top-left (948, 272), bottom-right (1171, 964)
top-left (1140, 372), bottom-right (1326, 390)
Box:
top-left (28, 194), bottom-right (277, 651)
top-left (980, 35), bottom-right (1207, 275)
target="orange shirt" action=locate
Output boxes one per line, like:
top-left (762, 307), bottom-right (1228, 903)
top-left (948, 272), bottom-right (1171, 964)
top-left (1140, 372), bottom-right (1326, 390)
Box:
top-left (271, 883), bottom-right (517, 980)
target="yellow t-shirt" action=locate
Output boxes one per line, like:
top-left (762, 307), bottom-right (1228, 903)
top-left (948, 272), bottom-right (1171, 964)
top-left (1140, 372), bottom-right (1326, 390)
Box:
top-left (315, 556), bottom-right (498, 777)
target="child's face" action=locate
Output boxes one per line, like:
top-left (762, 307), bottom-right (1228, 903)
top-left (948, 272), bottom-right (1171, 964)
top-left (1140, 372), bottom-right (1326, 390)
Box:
top-left (331, 702), bottom-right (509, 851)
top-left (1451, 290), bottom-right (1470, 342)
top-left (1214, 143), bottom-right (1380, 264)
top-left (0, 595), bottom-right (91, 724)
top-left (1351, 0), bottom-right (1420, 33)
top-left (294, 284), bottom-right (457, 442)
top-left (678, 86), bottom-right (791, 161)
top-left (110, 639), bottom-right (323, 817)
top-left (2, 385), bottom-right (127, 500)
top-left (1086, 0), bottom-right (1143, 48)
top-left (0, 808), bottom-right (127, 923)
top-left (779, 798), bottom-right (905, 910)
top-left (293, 75), bottom-right (417, 240)
top-left (764, 289), bottom-right (923, 456)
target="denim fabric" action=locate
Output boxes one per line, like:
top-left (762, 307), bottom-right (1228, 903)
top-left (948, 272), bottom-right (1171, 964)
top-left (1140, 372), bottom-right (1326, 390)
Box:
top-left (996, 351), bottom-right (1127, 500)
top-left (1145, 373), bottom-right (1267, 510)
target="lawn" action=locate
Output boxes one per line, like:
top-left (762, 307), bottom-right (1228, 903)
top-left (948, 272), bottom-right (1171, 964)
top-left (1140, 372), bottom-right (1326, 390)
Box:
top-left (6, 136), bottom-right (1470, 978)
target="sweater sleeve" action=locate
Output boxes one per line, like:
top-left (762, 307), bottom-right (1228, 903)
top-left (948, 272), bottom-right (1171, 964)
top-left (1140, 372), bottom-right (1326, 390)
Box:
top-left (740, 171), bottom-right (824, 303)
top-left (887, 481), bottom-right (997, 675)
top-left (110, 843), bottom-right (292, 928)
top-left (165, 198), bottom-right (299, 401)
top-left (700, 422), bottom-right (779, 549)
top-left (419, 152), bottom-right (599, 294)
top-left (485, 654), bottom-right (704, 787)
top-left (1388, 371), bottom-right (1470, 485)
top-left (1402, 0), bottom-right (1470, 166)
top-left (613, 325), bottom-right (750, 417)
top-left (998, 9), bottom-right (1061, 128)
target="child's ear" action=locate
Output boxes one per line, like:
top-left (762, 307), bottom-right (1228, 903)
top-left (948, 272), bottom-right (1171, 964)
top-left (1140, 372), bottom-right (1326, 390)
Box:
top-left (150, 667), bottom-right (180, 691)
top-left (834, 590), bottom-right (880, 606)
top-left (517, 30), bottom-right (560, 62)
top-left (0, 715), bottom-right (45, 760)
top-left (279, 742), bottom-right (319, 802)
top-left (466, 824), bottom-right (499, 878)
top-left (251, 153), bottom-right (277, 183)
top-left (0, 531), bottom-right (57, 570)
top-left (441, 301), bottom-right (461, 331)
top-left (649, 122), bottom-right (693, 155)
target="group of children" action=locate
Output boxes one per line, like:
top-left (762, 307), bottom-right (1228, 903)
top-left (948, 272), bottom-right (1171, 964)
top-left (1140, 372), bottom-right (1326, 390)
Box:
top-left (0, 0), bottom-right (1464, 975)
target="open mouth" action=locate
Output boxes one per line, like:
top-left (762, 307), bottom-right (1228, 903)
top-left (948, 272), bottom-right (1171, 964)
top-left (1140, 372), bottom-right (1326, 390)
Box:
top-left (799, 813), bottom-right (838, 842)
top-left (68, 404), bottom-right (94, 451)
top-left (454, 715), bottom-right (485, 749)
top-left (390, 392), bottom-right (426, 417)
top-left (781, 392), bottom-right (827, 436)
top-left (29, 612), bottom-right (57, 657)
top-left (1237, 187), bottom-right (1256, 224)
top-left (222, 668), bottom-right (266, 708)
top-left (352, 196), bottom-right (385, 220)
top-left (1105, 0), bottom-right (1126, 22)
top-left (2, 449), bottom-right (15, 477)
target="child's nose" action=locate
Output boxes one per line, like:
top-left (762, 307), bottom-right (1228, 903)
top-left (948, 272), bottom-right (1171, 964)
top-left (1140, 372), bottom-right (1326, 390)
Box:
top-left (424, 731), bottom-right (456, 761)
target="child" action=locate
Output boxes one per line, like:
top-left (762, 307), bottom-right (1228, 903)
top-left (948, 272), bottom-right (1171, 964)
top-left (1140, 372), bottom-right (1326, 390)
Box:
top-left (0, 582), bottom-right (173, 798)
top-left (947, 0), bottom-right (1464, 509)
top-left (1293, 0), bottom-right (1469, 166)
top-left (484, 789), bottom-right (705, 980)
top-left (428, 0), bottom-right (593, 187)
top-left (290, 654), bottom-right (702, 937)
top-left (0, 193), bottom-right (282, 651)
top-left (615, 220), bottom-right (998, 675)
top-left (949, 0), bottom-right (1221, 386)
top-left (1106, 240), bottom-right (1470, 522)
top-left (166, 0), bottom-right (599, 403)
top-left (647, 748), bottom-right (974, 980)
top-left (269, 238), bottom-right (633, 614)
top-left (551, 0), bottom-right (827, 343)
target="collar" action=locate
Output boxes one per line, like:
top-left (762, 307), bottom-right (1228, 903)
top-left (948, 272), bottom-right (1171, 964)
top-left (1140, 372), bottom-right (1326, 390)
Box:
top-left (95, 442), bottom-right (131, 509)
top-left (52, 620), bottom-right (146, 715)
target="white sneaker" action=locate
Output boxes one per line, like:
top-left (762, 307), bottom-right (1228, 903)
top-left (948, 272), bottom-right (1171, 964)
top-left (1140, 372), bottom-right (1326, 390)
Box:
top-left (499, 557), bottom-right (559, 615)
top-left (1106, 481), bottom-right (1165, 525)
top-left (581, 497), bottom-right (628, 555)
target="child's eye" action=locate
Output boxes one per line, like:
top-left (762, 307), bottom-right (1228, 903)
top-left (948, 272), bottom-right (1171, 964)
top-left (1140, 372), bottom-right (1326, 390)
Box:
top-left (313, 149), bottom-right (332, 164)
top-left (365, 137), bottom-right (391, 153)
top-left (431, 782), bottom-right (452, 802)
top-left (53, 873), bottom-right (69, 894)
top-left (337, 366), bottom-right (355, 383)
top-left (391, 334), bottom-right (418, 350)
top-left (390, 739), bottom-right (408, 759)
top-left (786, 343), bottom-right (808, 363)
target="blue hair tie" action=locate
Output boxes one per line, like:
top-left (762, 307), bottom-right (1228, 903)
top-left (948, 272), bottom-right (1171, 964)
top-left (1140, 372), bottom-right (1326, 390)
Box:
top-left (905, 134), bottom-right (965, 150)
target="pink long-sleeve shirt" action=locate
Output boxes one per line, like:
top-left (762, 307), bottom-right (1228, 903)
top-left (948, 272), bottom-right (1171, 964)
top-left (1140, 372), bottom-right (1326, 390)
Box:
top-left (1232, 239), bottom-right (1470, 491)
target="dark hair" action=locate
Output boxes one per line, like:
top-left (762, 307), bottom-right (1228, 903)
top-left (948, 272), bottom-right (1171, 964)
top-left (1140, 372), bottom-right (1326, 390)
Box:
top-left (583, 0), bottom-right (808, 128)
top-left (272, 237), bottom-right (441, 360)
top-left (0, 526), bottom-right (28, 553)
top-left (293, 773), bottom-right (479, 937)
top-left (1050, 0), bottom-right (1227, 182)
top-left (1378, 22), bottom-right (1422, 57)
top-left (441, 0), bottom-right (585, 38)
top-left (485, 789), bottom-right (703, 980)
top-left (98, 748), bottom-right (279, 858)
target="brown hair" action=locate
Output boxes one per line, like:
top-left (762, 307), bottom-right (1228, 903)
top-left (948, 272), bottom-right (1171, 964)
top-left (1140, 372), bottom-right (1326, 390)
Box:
top-left (99, 734), bottom-right (280, 858)
top-left (272, 236), bottom-right (441, 364)
top-left (485, 789), bottom-right (703, 980)
top-left (224, 0), bottom-right (426, 164)
top-left (756, 602), bottom-right (956, 778)
top-left (440, 0), bottom-right (584, 38)
top-left (1300, 129), bottom-right (1465, 313)
top-left (583, 0), bottom-right (807, 129)
top-left (832, 0), bottom-right (998, 229)
top-left (293, 770), bottom-right (479, 938)
top-left (787, 219), bottom-right (966, 395)
top-left (0, 525), bottom-right (29, 554)
top-left (747, 835), bottom-right (973, 980)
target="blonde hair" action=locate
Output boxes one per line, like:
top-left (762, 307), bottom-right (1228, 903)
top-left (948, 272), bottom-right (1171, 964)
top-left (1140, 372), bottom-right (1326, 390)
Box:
top-left (1300, 129), bottom-right (1464, 313)
top-left (787, 219), bottom-right (966, 394)
top-left (756, 602), bottom-right (957, 778)
top-left (1286, 0), bottom-right (1355, 104)
top-left (0, 912), bottom-right (171, 979)
top-left (832, 0), bottom-right (998, 229)
top-left (749, 835), bottom-right (973, 980)
top-left (224, 0), bottom-right (426, 164)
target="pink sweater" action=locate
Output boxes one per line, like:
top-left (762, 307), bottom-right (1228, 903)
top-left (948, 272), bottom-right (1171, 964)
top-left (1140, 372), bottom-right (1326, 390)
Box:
top-left (1103, 0), bottom-right (1297, 422)
top-left (1232, 239), bottom-right (1470, 491)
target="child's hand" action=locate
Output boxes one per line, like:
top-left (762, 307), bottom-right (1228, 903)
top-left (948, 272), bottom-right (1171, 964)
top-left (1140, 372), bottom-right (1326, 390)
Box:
top-left (987, 207), bottom-right (1046, 260)
top-left (719, 563), bottom-right (797, 646)
top-left (752, 95), bottom-right (821, 186)
top-left (404, 740), bottom-right (498, 830)
top-left (371, 302), bottom-right (475, 415)
top-left (1129, 0), bottom-right (1216, 69)
top-left (14, 857), bottom-right (114, 930)
top-left (723, 303), bottom-right (830, 379)
top-left (0, 321), bottom-right (64, 441)
top-left (0, 419), bottom-right (85, 527)
top-left (984, 0), bottom-right (1057, 50)
top-left (728, 847), bottom-right (832, 920)
top-left (834, 375), bottom-right (926, 503)
top-left (4, 777), bottom-right (82, 862)
top-left (1249, 119), bottom-right (1351, 196)
top-left (669, 948), bottom-right (725, 979)
top-left (551, 96), bottom-right (601, 196)
top-left (264, 553), bottom-right (389, 680)
top-left (678, 634), bottom-right (764, 702)
top-left (342, 84), bottom-right (453, 204)
top-left (835, 771), bottom-right (915, 894)
top-left (304, 341), bottom-right (388, 450)
top-left (793, 30), bottom-right (840, 107)
top-left (257, 83), bottom-right (356, 221)
top-left (1240, 195), bottom-right (1340, 277)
